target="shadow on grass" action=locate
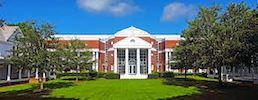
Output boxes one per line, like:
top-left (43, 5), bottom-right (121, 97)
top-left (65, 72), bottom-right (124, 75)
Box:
top-left (162, 77), bottom-right (258, 100)
top-left (0, 82), bottom-right (78, 100)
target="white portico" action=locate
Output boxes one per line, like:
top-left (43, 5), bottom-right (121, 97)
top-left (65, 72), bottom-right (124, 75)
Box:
top-left (113, 27), bottom-right (152, 79)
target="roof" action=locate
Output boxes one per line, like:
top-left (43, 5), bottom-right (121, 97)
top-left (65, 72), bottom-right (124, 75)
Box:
top-left (0, 25), bottom-right (20, 42)
top-left (113, 35), bottom-right (152, 48)
top-left (114, 26), bottom-right (150, 37)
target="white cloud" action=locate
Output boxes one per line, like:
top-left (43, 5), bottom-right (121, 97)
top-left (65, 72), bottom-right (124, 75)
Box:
top-left (77, 0), bottom-right (139, 16)
top-left (161, 2), bottom-right (196, 22)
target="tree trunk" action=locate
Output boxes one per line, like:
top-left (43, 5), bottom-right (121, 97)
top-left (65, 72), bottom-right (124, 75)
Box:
top-left (218, 66), bottom-right (222, 87)
top-left (233, 67), bottom-right (235, 79)
top-left (76, 65), bottom-right (79, 81)
top-left (35, 68), bottom-right (39, 79)
top-left (53, 67), bottom-right (56, 79)
top-left (40, 81), bottom-right (44, 90)
top-left (184, 67), bottom-right (187, 79)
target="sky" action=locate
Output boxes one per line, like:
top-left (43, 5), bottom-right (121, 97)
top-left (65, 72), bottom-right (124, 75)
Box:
top-left (0, 0), bottom-right (257, 34)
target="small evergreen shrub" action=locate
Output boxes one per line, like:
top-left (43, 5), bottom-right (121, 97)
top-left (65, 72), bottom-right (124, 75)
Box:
top-left (96, 72), bottom-right (106, 78)
top-left (157, 72), bottom-right (164, 78)
top-left (105, 73), bottom-right (120, 79)
top-left (163, 72), bottom-right (174, 78)
top-left (89, 71), bottom-right (97, 78)
top-left (148, 73), bottom-right (159, 79)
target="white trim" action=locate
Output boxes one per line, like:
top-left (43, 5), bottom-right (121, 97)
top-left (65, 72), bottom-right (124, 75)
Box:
top-left (165, 51), bottom-right (169, 71)
top-left (137, 49), bottom-right (140, 75)
top-left (113, 36), bottom-right (152, 49)
top-left (120, 74), bottom-right (148, 79)
top-left (148, 49), bottom-right (152, 74)
top-left (158, 49), bottom-right (173, 53)
top-left (114, 26), bottom-right (151, 37)
top-left (108, 48), bottom-right (114, 51)
top-left (125, 49), bottom-right (129, 74)
top-left (53, 35), bottom-right (111, 40)
top-left (95, 52), bottom-right (99, 72)
top-left (114, 48), bottom-right (117, 73)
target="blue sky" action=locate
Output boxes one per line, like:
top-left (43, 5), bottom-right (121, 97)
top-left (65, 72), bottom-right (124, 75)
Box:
top-left (0, 0), bottom-right (257, 34)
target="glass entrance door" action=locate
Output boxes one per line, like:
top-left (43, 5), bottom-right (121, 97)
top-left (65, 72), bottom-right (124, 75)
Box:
top-left (129, 49), bottom-right (137, 74)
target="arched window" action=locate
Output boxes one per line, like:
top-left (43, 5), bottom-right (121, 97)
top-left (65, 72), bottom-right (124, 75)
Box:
top-left (130, 39), bottom-right (135, 42)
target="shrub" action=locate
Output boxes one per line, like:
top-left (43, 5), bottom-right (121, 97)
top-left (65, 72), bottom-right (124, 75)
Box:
top-left (96, 72), bottom-right (106, 78)
top-left (157, 72), bottom-right (164, 78)
top-left (163, 72), bottom-right (174, 78)
top-left (105, 73), bottom-right (120, 79)
top-left (89, 71), bottom-right (97, 78)
top-left (57, 72), bottom-right (98, 78)
top-left (148, 73), bottom-right (159, 79)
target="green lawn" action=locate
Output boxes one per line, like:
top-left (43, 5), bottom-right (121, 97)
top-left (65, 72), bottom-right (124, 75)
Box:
top-left (0, 84), bottom-right (33, 93)
top-left (175, 75), bottom-right (218, 82)
top-left (50, 79), bottom-right (200, 100)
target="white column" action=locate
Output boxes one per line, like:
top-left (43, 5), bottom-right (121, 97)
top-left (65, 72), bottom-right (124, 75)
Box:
top-left (18, 67), bottom-right (22, 79)
top-left (148, 49), bottom-right (152, 74)
top-left (92, 52), bottom-right (95, 70)
top-left (35, 68), bottom-right (39, 79)
top-left (165, 51), bottom-right (169, 71)
top-left (7, 64), bottom-right (11, 81)
top-left (43, 72), bottom-right (46, 78)
top-left (95, 52), bottom-right (99, 72)
top-left (114, 48), bottom-right (117, 73)
top-left (125, 48), bottom-right (129, 74)
top-left (137, 49), bottom-right (140, 75)
top-left (27, 70), bottom-right (30, 79)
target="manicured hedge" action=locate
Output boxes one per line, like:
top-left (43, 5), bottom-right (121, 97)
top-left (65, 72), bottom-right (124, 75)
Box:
top-left (163, 72), bottom-right (174, 78)
top-left (96, 72), bottom-right (106, 78)
top-left (57, 71), bottom-right (97, 78)
top-left (156, 72), bottom-right (174, 78)
top-left (105, 73), bottom-right (120, 79)
top-left (148, 73), bottom-right (159, 79)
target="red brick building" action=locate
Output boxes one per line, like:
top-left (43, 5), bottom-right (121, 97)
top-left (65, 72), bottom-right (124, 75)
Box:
top-left (54, 26), bottom-right (182, 79)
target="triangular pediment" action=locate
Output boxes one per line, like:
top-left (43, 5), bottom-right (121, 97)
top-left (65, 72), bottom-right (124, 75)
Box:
top-left (114, 26), bottom-right (150, 37)
top-left (113, 36), bottom-right (152, 48)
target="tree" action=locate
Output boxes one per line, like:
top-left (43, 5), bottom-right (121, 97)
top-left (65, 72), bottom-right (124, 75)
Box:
top-left (60, 39), bottom-right (93, 81)
top-left (173, 2), bottom-right (258, 87)
top-left (8, 21), bottom-right (58, 89)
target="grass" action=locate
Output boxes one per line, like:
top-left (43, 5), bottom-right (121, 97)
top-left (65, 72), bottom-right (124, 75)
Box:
top-left (0, 84), bottom-right (33, 93)
top-left (175, 75), bottom-right (218, 82)
top-left (50, 79), bottom-right (200, 100)
top-left (0, 76), bottom-right (257, 100)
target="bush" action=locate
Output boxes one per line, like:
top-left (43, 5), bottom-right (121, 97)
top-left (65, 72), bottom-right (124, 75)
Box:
top-left (57, 72), bottom-right (97, 78)
top-left (163, 72), bottom-right (174, 78)
top-left (89, 71), bottom-right (97, 78)
top-left (148, 73), bottom-right (159, 79)
top-left (157, 72), bottom-right (164, 78)
top-left (96, 72), bottom-right (106, 78)
top-left (105, 73), bottom-right (120, 79)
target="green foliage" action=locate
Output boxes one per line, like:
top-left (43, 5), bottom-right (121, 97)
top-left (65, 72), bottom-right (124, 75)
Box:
top-left (173, 1), bottom-right (258, 86)
top-left (104, 73), bottom-right (120, 79)
top-left (163, 72), bottom-right (175, 78)
top-left (96, 72), bottom-right (106, 78)
top-left (59, 39), bottom-right (93, 81)
top-left (57, 72), bottom-right (96, 78)
top-left (148, 73), bottom-right (159, 79)
top-left (156, 72), bottom-right (175, 78)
